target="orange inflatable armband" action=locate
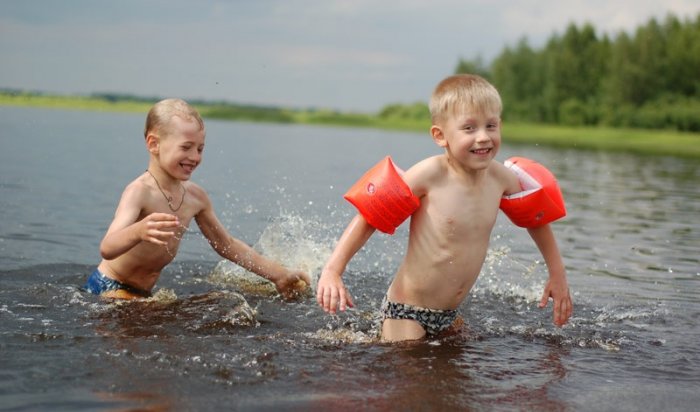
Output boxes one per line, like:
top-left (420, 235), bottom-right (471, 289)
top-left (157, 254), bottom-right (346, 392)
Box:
top-left (499, 157), bottom-right (566, 228)
top-left (344, 156), bottom-right (420, 234)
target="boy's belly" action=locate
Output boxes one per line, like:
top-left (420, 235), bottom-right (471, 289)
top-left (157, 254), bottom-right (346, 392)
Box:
top-left (390, 252), bottom-right (486, 310)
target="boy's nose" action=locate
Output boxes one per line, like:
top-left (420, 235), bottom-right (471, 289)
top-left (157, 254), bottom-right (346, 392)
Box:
top-left (189, 150), bottom-right (202, 161)
top-left (476, 129), bottom-right (491, 142)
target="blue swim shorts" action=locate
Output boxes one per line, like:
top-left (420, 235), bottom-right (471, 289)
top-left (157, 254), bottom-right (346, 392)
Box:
top-left (83, 268), bottom-right (151, 297)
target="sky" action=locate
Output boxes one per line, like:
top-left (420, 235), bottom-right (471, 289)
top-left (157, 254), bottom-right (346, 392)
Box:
top-left (1, 0), bottom-right (699, 112)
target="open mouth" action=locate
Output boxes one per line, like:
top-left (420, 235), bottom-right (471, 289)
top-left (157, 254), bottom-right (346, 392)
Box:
top-left (470, 148), bottom-right (492, 155)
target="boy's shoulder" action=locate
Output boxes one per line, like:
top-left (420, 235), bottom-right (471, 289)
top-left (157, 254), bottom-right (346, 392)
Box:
top-left (183, 180), bottom-right (207, 198)
top-left (182, 180), bottom-right (212, 211)
top-left (488, 159), bottom-right (521, 194)
top-left (403, 155), bottom-right (446, 196)
top-left (120, 173), bottom-right (151, 199)
top-left (411, 155), bottom-right (446, 175)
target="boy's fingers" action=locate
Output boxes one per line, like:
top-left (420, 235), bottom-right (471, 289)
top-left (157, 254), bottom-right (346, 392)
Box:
top-left (318, 287), bottom-right (331, 310)
top-left (563, 296), bottom-right (573, 322)
top-left (328, 290), bottom-right (339, 314)
top-left (553, 298), bottom-right (562, 325)
top-left (346, 292), bottom-right (355, 308)
top-left (554, 296), bottom-right (572, 326)
top-left (320, 288), bottom-right (330, 311)
top-left (145, 235), bottom-right (167, 246)
top-left (317, 284), bottom-right (353, 313)
top-left (316, 287), bottom-right (324, 305)
top-left (152, 212), bottom-right (179, 221)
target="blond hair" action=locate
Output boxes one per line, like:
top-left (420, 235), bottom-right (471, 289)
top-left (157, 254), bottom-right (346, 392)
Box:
top-left (429, 74), bottom-right (502, 125)
top-left (144, 98), bottom-right (204, 138)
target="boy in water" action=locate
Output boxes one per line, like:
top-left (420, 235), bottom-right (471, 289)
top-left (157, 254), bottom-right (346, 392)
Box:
top-left (317, 74), bottom-right (572, 341)
top-left (84, 98), bottom-right (309, 299)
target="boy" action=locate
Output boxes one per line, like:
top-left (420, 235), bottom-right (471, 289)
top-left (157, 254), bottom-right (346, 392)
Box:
top-left (84, 98), bottom-right (309, 299)
top-left (316, 74), bottom-right (572, 341)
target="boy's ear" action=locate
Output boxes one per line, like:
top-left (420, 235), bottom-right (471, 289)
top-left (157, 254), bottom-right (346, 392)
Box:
top-left (145, 133), bottom-right (159, 155)
top-left (430, 125), bottom-right (447, 147)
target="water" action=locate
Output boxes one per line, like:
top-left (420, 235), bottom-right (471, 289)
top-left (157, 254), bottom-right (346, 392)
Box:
top-left (1, 106), bottom-right (698, 411)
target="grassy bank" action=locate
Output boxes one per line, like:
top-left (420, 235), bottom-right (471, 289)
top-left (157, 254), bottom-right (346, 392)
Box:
top-left (2, 91), bottom-right (698, 158)
top-left (502, 123), bottom-right (700, 158)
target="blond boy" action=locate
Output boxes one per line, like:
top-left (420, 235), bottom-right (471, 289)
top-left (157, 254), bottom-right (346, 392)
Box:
top-left (317, 74), bottom-right (572, 341)
top-left (84, 98), bottom-right (309, 299)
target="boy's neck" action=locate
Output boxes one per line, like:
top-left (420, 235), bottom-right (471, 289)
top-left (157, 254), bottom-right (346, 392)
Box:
top-left (146, 166), bottom-right (181, 190)
top-left (445, 155), bottom-right (489, 184)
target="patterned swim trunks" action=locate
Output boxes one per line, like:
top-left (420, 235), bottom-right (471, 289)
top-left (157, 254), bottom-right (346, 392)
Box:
top-left (83, 268), bottom-right (151, 297)
top-left (380, 295), bottom-right (458, 336)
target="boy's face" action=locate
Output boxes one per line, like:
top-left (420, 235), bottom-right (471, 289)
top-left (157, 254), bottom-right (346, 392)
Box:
top-left (154, 115), bottom-right (206, 180)
top-left (431, 106), bottom-right (501, 171)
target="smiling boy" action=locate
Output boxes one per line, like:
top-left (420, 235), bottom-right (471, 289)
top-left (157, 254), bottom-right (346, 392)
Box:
top-left (84, 98), bottom-right (309, 299)
top-left (317, 75), bottom-right (572, 341)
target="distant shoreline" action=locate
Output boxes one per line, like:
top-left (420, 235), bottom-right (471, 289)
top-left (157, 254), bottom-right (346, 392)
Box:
top-left (2, 92), bottom-right (698, 159)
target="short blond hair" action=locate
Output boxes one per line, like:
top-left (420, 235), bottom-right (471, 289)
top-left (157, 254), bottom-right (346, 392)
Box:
top-left (144, 98), bottom-right (204, 138)
top-left (429, 74), bottom-right (502, 125)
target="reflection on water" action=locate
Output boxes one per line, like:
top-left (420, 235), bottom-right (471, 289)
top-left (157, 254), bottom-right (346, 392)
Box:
top-left (1, 107), bottom-right (699, 410)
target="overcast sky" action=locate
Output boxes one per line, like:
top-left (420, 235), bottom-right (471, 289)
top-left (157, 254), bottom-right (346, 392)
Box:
top-left (2, 1), bottom-right (698, 112)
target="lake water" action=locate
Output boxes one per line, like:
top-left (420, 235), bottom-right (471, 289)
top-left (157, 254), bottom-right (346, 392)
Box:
top-left (1, 106), bottom-right (699, 411)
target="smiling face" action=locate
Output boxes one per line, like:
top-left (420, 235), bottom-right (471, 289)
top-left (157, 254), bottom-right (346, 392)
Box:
top-left (428, 74), bottom-right (503, 173)
top-left (431, 106), bottom-right (501, 171)
top-left (152, 115), bottom-right (206, 181)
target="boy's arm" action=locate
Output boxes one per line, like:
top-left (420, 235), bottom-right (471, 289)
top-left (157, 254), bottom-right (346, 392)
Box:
top-left (194, 193), bottom-right (310, 294)
top-left (100, 184), bottom-right (179, 260)
top-left (527, 224), bottom-right (572, 327)
top-left (317, 214), bottom-right (376, 314)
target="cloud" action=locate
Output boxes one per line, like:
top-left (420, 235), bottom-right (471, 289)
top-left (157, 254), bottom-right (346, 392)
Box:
top-left (1, 1), bottom-right (698, 111)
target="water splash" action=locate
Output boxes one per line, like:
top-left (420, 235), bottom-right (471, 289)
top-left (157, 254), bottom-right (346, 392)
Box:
top-left (208, 212), bottom-right (334, 293)
top-left (464, 246), bottom-right (661, 352)
top-left (473, 246), bottom-right (545, 304)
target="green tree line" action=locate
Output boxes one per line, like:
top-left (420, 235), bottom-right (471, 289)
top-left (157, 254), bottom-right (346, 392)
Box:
top-left (381, 13), bottom-right (700, 132)
top-left (467, 13), bottom-right (700, 131)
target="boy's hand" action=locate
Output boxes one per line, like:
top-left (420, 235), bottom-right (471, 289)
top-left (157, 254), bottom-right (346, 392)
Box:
top-left (316, 270), bottom-right (354, 314)
top-left (274, 270), bottom-right (311, 300)
top-left (539, 277), bottom-right (573, 327)
top-left (140, 213), bottom-right (180, 245)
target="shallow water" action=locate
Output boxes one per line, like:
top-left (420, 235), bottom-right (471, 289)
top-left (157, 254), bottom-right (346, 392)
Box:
top-left (1, 107), bottom-right (699, 411)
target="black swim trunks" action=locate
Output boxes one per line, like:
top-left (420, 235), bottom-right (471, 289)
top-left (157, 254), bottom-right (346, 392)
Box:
top-left (380, 295), bottom-right (458, 336)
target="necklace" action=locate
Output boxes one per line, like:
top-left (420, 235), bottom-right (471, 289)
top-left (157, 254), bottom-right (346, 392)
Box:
top-left (146, 169), bottom-right (186, 212)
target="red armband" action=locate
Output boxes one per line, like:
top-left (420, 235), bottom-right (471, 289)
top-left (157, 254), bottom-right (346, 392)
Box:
top-left (343, 156), bottom-right (420, 234)
top-left (499, 157), bottom-right (566, 228)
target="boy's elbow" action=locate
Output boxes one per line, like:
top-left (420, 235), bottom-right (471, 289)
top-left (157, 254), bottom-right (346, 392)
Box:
top-left (527, 224), bottom-right (553, 236)
top-left (100, 248), bottom-right (113, 261)
top-left (99, 242), bottom-right (117, 260)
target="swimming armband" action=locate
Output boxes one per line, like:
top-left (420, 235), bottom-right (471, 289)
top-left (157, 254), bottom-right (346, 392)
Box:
top-left (499, 157), bottom-right (566, 228)
top-left (344, 156), bottom-right (420, 234)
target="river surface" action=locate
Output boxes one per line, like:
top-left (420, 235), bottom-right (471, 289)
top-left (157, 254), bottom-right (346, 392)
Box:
top-left (1, 106), bottom-right (698, 411)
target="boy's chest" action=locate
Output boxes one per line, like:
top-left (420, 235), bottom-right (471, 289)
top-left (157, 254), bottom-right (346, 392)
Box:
top-left (141, 200), bottom-right (199, 231)
top-left (424, 183), bottom-right (502, 233)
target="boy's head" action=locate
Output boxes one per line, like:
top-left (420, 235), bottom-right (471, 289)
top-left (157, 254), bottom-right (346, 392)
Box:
top-left (144, 98), bottom-right (205, 139)
top-left (429, 74), bottom-right (502, 126)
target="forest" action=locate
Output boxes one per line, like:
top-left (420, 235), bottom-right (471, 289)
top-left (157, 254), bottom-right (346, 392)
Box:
top-left (384, 13), bottom-right (700, 132)
top-left (2, 13), bottom-right (699, 157)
